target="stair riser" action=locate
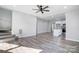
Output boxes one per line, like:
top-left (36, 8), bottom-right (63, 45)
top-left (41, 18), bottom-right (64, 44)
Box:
top-left (0, 38), bottom-right (15, 43)
top-left (0, 36), bottom-right (13, 39)
top-left (0, 33), bottom-right (11, 35)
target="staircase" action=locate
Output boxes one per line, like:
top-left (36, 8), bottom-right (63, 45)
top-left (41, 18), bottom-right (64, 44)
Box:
top-left (0, 32), bottom-right (15, 43)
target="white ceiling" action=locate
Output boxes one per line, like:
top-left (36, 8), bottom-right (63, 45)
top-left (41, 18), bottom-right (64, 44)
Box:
top-left (0, 5), bottom-right (79, 20)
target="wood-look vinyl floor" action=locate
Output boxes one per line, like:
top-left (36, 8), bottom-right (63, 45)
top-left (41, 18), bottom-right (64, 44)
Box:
top-left (7, 32), bottom-right (79, 53)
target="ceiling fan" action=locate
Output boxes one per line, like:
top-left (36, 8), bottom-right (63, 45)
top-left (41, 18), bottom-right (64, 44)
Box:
top-left (32, 5), bottom-right (50, 14)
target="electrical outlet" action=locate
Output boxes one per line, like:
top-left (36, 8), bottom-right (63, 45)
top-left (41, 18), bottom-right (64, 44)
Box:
top-left (19, 29), bottom-right (22, 34)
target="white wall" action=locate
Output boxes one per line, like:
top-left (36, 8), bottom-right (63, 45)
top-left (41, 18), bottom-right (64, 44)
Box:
top-left (0, 8), bottom-right (12, 30)
top-left (12, 11), bottom-right (37, 37)
top-left (66, 9), bottom-right (79, 42)
top-left (48, 21), bottom-right (52, 32)
top-left (37, 18), bottom-right (50, 34)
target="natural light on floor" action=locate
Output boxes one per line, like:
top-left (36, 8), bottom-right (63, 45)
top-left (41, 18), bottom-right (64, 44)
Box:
top-left (0, 43), bottom-right (42, 53)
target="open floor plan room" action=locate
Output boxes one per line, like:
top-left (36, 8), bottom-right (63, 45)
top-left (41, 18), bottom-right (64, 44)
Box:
top-left (0, 5), bottom-right (79, 53)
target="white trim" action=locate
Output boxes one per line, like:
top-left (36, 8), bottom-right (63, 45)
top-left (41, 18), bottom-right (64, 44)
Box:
top-left (66, 38), bottom-right (79, 42)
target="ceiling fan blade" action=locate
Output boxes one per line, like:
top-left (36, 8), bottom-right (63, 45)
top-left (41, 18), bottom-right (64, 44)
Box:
top-left (43, 6), bottom-right (49, 9)
top-left (32, 9), bottom-right (38, 10)
top-left (43, 10), bottom-right (50, 12)
top-left (37, 5), bottom-right (41, 9)
top-left (35, 10), bottom-right (40, 13)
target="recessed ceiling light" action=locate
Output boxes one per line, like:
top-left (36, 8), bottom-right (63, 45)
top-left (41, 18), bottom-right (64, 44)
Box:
top-left (64, 6), bottom-right (67, 9)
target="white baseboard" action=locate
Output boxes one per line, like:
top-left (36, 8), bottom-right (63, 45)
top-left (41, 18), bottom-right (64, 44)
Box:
top-left (18, 34), bottom-right (36, 38)
top-left (66, 38), bottom-right (79, 42)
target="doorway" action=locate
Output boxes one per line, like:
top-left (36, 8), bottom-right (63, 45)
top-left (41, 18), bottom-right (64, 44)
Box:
top-left (52, 14), bottom-right (66, 37)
